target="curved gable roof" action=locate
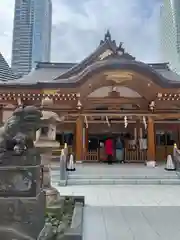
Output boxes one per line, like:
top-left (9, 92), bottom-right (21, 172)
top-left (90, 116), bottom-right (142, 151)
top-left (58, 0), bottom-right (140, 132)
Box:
top-left (2, 31), bottom-right (180, 88)
top-left (53, 58), bottom-right (180, 88)
top-left (54, 30), bottom-right (129, 80)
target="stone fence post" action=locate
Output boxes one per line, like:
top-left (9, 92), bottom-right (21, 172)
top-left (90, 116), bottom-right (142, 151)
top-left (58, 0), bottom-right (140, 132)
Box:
top-left (59, 149), bottom-right (67, 186)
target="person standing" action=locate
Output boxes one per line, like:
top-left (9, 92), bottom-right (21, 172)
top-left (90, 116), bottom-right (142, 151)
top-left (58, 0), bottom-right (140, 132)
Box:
top-left (116, 137), bottom-right (124, 163)
top-left (105, 137), bottom-right (113, 164)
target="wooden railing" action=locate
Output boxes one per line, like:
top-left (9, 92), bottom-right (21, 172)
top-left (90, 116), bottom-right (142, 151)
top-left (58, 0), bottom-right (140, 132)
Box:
top-left (125, 148), bottom-right (147, 163)
top-left (83, 150), bottom-right (99, 161)
top-left (83, 148), bottom-right (147, 162)
top-left (156, 145), bottom-right (174, 161)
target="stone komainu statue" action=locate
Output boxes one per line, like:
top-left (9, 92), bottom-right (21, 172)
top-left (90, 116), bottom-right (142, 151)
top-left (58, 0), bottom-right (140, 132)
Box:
top-left (0, 105), bottom-right (42, 155)
top-left (0, 106), bottom-right (45, 240)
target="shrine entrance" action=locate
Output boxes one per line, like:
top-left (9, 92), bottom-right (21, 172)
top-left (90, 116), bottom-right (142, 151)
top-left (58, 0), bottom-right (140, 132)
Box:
top-left (76, 115), bottom-right (153, 163)
top-left (87, 131), bottom-right (147, 163)
top-left (74, 80), bottom-right (155, 163)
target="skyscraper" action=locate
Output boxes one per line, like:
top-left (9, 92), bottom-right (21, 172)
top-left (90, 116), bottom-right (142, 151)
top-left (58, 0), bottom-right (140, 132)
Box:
top-left (160, 0), bottom-right (180, 74)
top-left (11, 0), bottom-right (52, 76)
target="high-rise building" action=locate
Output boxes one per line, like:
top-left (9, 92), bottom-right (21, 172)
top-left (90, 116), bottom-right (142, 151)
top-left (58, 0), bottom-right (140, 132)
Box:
top-left (160, 0), bottom-right (180, 74)
top-left (11, 0), bottom-right (52, 76)
top-left (32, 0), bottom-right (52, 69)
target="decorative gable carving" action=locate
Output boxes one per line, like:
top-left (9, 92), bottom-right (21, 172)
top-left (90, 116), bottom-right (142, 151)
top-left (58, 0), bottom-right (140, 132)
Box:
top-left (104, 71), bottom-right (133, 82)
top-left (99, 49), bottom-right (114, 60)
top-left (55, 30), bottom-right (136, 80)
top-left (88, 86), bottom-right (142, 98)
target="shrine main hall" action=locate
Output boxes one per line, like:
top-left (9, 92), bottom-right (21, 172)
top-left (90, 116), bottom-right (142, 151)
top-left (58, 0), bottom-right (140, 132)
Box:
top-left (1, 31), bottom-right (180, 164)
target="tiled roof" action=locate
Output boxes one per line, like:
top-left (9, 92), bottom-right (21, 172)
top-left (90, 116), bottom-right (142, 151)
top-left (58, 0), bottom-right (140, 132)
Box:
top-left (2, 31), bottom-right (180, 85)
top-left (4, 59), bottom-right (180, 86)
top-left (0, 52), bottom-right (20, 81)
top-left (9, 61), bottom-right (74, 84)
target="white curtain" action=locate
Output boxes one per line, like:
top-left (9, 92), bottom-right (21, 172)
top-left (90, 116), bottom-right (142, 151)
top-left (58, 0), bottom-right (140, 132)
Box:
top-left (140, 128), bottom-right (143, 139)
top-left (134, 128), bottom-right (137, 141)
top-left (139, 139), bottom-right (147, 150)
top-left (35, 128), bottom-right (41, 141)
top-left (47, 124), bottom-right (56, 140)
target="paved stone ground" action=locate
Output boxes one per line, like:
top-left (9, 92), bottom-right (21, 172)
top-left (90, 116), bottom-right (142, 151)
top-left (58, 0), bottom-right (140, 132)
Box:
top-left (51, 163), bottom-right (180, 240)
top-left (83, 206), bottom-right (180, 240)
top-left (53, 185), bottom-right (180, 206)
top-left (53, 185), bottom-right (180, 240)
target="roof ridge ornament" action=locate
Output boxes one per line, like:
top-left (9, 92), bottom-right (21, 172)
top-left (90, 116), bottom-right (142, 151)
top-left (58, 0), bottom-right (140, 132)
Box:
top-left (100, 30), bottom-right (113, 45)
top-left (117, 42), bottom-right (125, 54)
top-left (104, 30), bottom-right (111, 41)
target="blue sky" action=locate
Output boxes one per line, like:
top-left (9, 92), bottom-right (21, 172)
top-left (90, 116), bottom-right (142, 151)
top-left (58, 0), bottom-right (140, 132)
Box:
top-left (0, 0), bottom-right (162, 64)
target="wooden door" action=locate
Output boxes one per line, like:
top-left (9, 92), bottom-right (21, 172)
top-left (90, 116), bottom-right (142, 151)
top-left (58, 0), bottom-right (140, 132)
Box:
top-left (155, 129), bottom-right (178, 161)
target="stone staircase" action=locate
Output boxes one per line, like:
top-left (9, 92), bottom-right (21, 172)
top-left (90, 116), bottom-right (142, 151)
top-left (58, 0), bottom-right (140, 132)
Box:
top-left (51, 163), bottom-right (180, 186)
top-left (66, 173), bottom-right (180, 185)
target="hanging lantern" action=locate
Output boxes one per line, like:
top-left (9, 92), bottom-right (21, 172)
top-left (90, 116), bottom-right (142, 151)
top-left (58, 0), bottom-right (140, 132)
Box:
top-left (76, 100), bottom-right (82, 110)
top-left (149, 101), bottom-right (155, 111)
top-left (17, 97), bottom-right (22, 106)
top-left (42, 96), bottom-right (53, 106)
top-left (143, 116), bottom-right (147, 129)
top-left (124, 116), bottom-right (128, 128)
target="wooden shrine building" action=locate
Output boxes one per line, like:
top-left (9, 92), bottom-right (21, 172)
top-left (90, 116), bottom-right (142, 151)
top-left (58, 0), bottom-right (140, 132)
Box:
top-left (1, 31), bottom-right (180, 163)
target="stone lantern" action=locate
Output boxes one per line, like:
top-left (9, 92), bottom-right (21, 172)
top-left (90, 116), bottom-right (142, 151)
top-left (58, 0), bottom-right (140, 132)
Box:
top-left (34, 111), bottom-right (64, 205)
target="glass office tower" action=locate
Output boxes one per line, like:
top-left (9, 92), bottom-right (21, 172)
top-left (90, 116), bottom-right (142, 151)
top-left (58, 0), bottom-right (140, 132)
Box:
top-left (11, 0), bottom-right (52, 76)
top-left (161, 0), bottom-right (180, 74)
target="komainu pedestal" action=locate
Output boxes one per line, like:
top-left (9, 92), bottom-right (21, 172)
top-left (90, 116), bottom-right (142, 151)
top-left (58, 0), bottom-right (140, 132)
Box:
top-left (0, 106), bottom-right (46, 240)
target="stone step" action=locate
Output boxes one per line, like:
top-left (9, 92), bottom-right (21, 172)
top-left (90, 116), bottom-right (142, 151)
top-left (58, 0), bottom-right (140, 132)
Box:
top-left (66, 178), bottom-right (180, 186)
top-left (67, 174), bottom-right (179, 180)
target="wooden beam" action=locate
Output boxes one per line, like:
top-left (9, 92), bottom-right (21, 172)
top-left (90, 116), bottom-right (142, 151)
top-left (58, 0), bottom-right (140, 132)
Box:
top-left (79, 112), bottom-right (180, 117)
top-left (57, 119), bottom-right (180, 124)
top-left (84, 97), bottom-right (148, 108)
top-left (3, 104), bottom-right (180, 120)
top-left (85, 97), bottom-right (144, 104)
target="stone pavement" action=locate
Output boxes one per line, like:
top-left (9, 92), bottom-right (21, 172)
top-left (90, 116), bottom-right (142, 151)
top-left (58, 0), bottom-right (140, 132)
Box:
top-left (53, 184), bottom-right (180, 240)
top-left (83, 206), bottom-right (180, 240)
top-left (53, 185), bottom-right (180, 206)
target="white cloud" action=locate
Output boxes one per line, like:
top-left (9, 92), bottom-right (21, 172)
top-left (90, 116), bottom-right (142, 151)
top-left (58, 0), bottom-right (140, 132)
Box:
top-left (0, 0), bottom-right (161, 65)
top-left (0, 0), bottom-right (14, 63)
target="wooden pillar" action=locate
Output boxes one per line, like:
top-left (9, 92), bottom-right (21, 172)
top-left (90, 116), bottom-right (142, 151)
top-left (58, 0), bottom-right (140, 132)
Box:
top-left (75, 116), bottom-right (83, 161)
top-left (147, 117), bottom-right (155, 161)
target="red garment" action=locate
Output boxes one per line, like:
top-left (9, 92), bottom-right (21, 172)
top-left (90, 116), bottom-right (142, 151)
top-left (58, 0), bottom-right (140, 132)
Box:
top-left (105, 139), bottom-right (113, 155)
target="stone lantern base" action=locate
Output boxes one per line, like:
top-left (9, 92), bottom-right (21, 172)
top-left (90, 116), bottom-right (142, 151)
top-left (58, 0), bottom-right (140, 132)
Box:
top-left (40, 152), bottom-right (60, 206)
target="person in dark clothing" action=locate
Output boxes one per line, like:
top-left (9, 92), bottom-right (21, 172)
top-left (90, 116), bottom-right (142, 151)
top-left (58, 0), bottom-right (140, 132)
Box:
top-left (116, 137), bottom-right (124, 163)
